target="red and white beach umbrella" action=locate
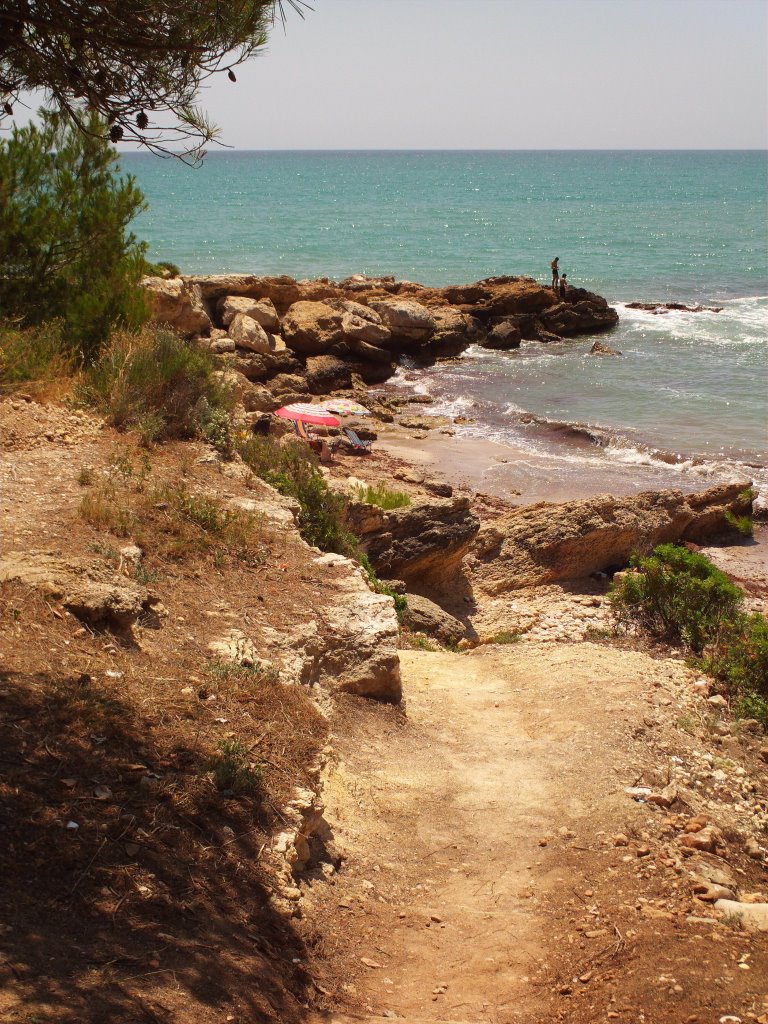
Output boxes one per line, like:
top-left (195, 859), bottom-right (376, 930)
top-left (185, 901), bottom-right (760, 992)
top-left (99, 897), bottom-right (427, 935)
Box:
top-left (274, 403), bottom-right (341, 427)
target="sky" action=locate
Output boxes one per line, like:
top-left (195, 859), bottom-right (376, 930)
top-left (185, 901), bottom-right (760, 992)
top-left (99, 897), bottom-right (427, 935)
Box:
top-left (191, 0), bottom-right (768, 150)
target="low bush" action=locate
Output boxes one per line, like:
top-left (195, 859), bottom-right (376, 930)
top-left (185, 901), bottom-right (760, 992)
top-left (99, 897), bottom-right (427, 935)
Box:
top-left (352, 482), bottom-right (411, 510)
top-left (238, 435), bottom-right (358, 556)
top-left (611, 543), bottom-right (743, 653)
top-left (724, 510), bottom-right (754, 538)
top-left (0, 321), bottom-right (74, 396)
top-left (209, 739), bottom-right (263, 794)
top-left (78, 327), bottom-right (232, 445)
top-left (612, 543), bottom-right (768, 728)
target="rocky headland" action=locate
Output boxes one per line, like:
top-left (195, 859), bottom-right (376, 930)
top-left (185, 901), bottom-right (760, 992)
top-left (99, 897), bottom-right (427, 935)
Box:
top-left (142, 271), bottom-right (619, 412)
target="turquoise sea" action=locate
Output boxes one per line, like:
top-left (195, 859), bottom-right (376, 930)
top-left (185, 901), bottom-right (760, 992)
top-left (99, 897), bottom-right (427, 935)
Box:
top-left (123, 150), bottom-right (768, 497)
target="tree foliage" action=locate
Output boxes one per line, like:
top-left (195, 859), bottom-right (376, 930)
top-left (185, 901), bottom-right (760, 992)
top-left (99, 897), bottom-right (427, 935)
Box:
top-left (0, 108), bottom-right (148, 359)
top-left (0, 1), bottom-right (306, 160)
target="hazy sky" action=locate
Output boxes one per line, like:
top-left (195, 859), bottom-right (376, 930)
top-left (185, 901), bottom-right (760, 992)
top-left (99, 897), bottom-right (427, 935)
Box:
top-left (193, 0), bottom-right (768, 149)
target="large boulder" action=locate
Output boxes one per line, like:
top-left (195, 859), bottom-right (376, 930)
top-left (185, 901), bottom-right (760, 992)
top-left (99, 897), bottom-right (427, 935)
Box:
top-left (403, 593), bottom-right (465, 644)
top-left (214, 369), bottom-right (279, 413)
top-left (228, 312), bottom-right (272, 353)
top-left (482, 319), bottom-right (522, 350)
top-left (282, 301), bottom-right (345, 354)
top-left (346, 496), bottom-right (481, 594)
top-left (304, 355), bottom-right (353, 394)
top-left (470, 483), bottom-right (753, 594)
top-left (219, 348), bottom-right (302, 382)
top-left (218, 295), bottom-right (280, 332)
top-left (142, 276), bottom-right (212, 337)
top-left (429, 306), bottom-right (476, 358)
top-left (539, 299), bottom-right (619, 336)
top-left (188, 274), bottom-right (302, 310)
top-left (368, 297), bottom-right (436, 343)
top-left (337, 301), bottom-right (392, 348)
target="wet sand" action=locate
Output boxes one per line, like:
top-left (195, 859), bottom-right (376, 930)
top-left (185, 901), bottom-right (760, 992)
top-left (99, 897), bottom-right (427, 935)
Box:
top-left (377, 425), bottom-right (753, 507)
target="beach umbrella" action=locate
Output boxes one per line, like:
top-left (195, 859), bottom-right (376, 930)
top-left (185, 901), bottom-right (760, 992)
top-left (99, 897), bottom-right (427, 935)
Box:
top-left (322, 398), bottom-right (370, 416)
top-left (274, 403), bottom-right (341, 427)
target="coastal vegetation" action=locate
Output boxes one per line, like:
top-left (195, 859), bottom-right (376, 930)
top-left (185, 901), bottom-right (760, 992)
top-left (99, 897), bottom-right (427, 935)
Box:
top-left (0, 110), bottom-right (148, 360)
top-left (612, 544), bottom-right (768, 725)
top-left (0, 2), bottom-right (302, 160)
top-left (77, 327), bottom-right (231, 445)
top-left (352, 482), bottom-right (412, 509)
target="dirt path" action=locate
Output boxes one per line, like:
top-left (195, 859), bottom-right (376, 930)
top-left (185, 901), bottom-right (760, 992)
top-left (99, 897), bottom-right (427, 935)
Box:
top-left (308, 644), bottom-right (768, 1024)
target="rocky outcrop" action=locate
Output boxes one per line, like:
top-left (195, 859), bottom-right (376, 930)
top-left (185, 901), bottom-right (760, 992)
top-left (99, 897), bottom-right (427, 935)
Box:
top-left (482, 319), bottom-right (522, 350)
top-left (346, 496), bottom-right (481, 594)
top-left (539, 296), bottom-right (619, 336)
top-left (470, 483), bottom-right (753, 594)
top-left (142, 273), bottom-right (620, 419)
top-left (403, 593), bottom-right (466, 644)
top-left (218, 295), bottom-right (280, 331)
top-left (0, 552), bottom-right (156, 630)
top-left (626, 302), bottom-right (723, 314)
top-left (142, 276), bottom-right (212, 336)
top-left (282, 301), bottom-right (345, 354)
top-left (589, 340), bottom-right (622, 356)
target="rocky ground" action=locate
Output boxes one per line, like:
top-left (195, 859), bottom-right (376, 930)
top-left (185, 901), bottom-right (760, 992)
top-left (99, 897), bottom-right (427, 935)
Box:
top-left (1, 381), bottom-right (766, 1024)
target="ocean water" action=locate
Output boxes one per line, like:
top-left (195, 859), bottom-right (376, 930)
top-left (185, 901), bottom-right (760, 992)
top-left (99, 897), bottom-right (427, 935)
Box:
top-left (123, 150), bottom-right (768, 497)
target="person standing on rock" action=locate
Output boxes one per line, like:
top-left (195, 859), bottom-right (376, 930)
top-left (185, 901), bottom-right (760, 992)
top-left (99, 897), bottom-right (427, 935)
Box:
top-left (559, 273), bottom-right (568, 299)
top-left (550, 257), bottom-right (560, 291)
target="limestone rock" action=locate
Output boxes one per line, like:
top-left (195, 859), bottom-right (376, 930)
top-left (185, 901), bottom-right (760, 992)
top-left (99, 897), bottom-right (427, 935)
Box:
top-left (304, 355), bottom-right (353, 394)
top-left (142, 276), bottom-right (212, 337)
top-left (714, 900), bottom-right (768, 932)
top-left (188, 274), bottom-right (302, 310)
top-left (282, 301), bottom-right (345, 354)
top-left (425, 306), bottom-right (473, 358)
top-left (403, 594), bottom-right (465, 644)
top-left (0, 552), bottom-right (151, 631)
top-left (368, 297), bottom-right (436, 343)
top-left (210, 337), bottom-right (236, 354)
top-left (539, 298), bottom-right (619, 336)
top-left (348, 496), bottom-right (480, 595)
top-left (213, 369), bottom-right (278, 413)
top-left (229, 312), bottom-right (272, 354)
top-left (471, 483), bottom-right (752, 594)
top-left (589, 340), bottom-right (622, 356)
top-left (218, 295), bottom-right (280, 331)
top-left (482, 319), bottom-right (522, 350)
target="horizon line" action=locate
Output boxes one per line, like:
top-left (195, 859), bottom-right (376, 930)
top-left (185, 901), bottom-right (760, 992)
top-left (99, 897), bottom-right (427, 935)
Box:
top-left (119, 146), bottom-right (768, 154)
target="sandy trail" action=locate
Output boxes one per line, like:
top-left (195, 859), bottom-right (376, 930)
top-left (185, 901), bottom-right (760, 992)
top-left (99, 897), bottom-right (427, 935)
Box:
top-left (312, 644), bottom-right (655, 1023)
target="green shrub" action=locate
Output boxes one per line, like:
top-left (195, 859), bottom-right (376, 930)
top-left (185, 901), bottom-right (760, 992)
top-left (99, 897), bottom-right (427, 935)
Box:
top-left (209, 739), bottom-right (262, 794)
top-left (141, 259), bottom-right (181, 278)
top-left (704, 613), bottom-right (768, 700)
top-left (238, 435), bottom-right (358, 556)
top-left (0, 108), bottom-right (148, 361)
top-left (724, 510), bottom-right (754, 537)
top-left (0, 321), bottom-right (74, 394)
top-left (78, 327), bottom-right (231, 443)
top-left (610, 543), bottom-right (743, 653)
top-left (612, 543), bottom-right (768, 729)
top-left (485, 630), bottom-right (522, 645)
top-left (352, 482), bottom-right (411, 509)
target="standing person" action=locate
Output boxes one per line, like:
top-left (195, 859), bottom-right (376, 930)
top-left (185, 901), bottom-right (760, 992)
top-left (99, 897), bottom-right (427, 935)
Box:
top-left (550, 257), bottom-right (560, 291)
top-left (559, 272), bottom-right (568, 298)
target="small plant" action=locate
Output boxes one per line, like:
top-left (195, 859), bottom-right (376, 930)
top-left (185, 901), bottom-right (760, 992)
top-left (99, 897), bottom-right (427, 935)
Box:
top-left (209, 739), bottom-right (263, 794)
top-left (724, 510), bottom-right (753, 538)
top-left (198, 402), bottom-right (234, 456)
top-left (359, 554), bottom-right (408, 620)
top-left (484, 630), bottom-right (522, 645)
top-left (77, 466), bottom-right (96, 487)
top-left (352, 482), bottom-right (411, 510)
top-left (406, 634), bottom-right (437, 652)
